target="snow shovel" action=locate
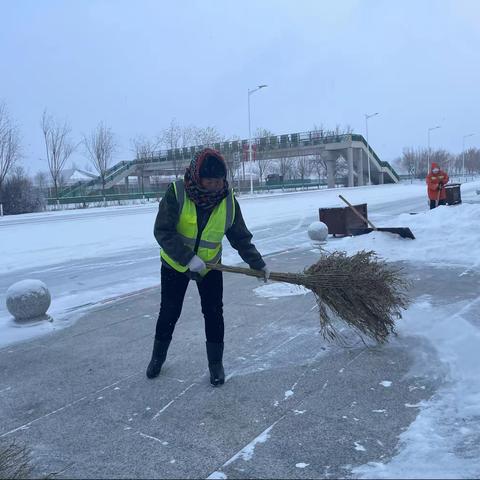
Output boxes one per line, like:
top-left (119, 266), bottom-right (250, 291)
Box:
top-left (338, 194), bottom-right (415, 240)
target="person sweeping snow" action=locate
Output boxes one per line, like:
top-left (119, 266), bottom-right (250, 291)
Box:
top-left (426, 162), bottom-right (449, 209)
top-left (147, 148), bottom-right (269, 386)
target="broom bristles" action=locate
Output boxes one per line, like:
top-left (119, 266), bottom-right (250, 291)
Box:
top-left (207, 250), bottom-right (410, 343)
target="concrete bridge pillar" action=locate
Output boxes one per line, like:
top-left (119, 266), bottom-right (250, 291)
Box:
top-left (347, 148), bottom-right (354, 187)
top-left (137, 175), bottom-right (151, 191)
top-left (142, 176), bottom-right (151, 190)
top-left (326, 159), bottom-right (336, 188)
top-left (378, 171), bottom-right (384, 184)
top-left (124, 176), bottom-right (129, 189)
top-left (355, 148), bottom-right (364, 186)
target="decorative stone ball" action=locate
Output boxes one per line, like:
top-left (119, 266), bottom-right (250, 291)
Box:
top-left (307, 221), bottom-right (329, 242)
top-left (6, 279), bottom-right (51, 321)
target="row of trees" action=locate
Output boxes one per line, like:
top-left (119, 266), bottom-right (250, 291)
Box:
top-left (0, 102), bottom-right (229, 212)
top-left (0, 103), bottom-right (22, 214)
top-left (395, 147), bottom-right (480, 178)
top-left (0, 101), bottom-right (118, 212)
top-left (2, 97), bottom-right (479, 215)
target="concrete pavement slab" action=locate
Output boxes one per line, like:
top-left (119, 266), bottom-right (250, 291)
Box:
top-left (0, 247), bottom-right (451, 478)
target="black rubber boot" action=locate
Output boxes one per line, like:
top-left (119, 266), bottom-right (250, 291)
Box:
top-left (206, 342), bottom-right (225, 386)
top-left (146, 339), bottom-right (171, 379)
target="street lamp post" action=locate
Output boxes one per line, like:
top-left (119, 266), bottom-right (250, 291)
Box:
top-left (427, 125), bottom-right (441, 172)
top-left (248, 84), bottom-right (267, 195)
top-left (462, 133), bottom-right (475, 180)
top-left (364, 112), bottom-right (379, 185)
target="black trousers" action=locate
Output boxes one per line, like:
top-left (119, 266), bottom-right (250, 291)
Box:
top-left (430, 199), bottom-right (446, 209)
top-left (155, 265), bottom-right (224, 343)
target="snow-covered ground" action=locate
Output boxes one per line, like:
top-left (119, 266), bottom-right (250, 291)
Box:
top-left (1, 180), bottom-right (480, 477)
top-left (0, 182), bottom-right (434, 274)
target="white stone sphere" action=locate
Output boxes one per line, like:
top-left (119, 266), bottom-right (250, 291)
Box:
top-left (6, 279), bottom-right (51, 321)
top-left (307, 221), bottom-right (329, 242)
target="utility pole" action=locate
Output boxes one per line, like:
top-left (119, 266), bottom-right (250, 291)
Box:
top-left (427, 125), bottom-right (441, 172)
top-left (364, 112), bottom-right (379, 185)
top-left (248, 85), bottom-right (267, 195)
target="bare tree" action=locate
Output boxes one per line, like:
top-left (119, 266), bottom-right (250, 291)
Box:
top-left (33, 171), bottom-right (49, 196)
top-left (254, 127), bottom-right (274, 184)
top-left (160, 119), bottom-right (182, 178)
top-left (336, 155), bottom-right (349, 183)
top-left (131, 135), bottom-right (160, 195)
top-left (192, 126), bottom-right (225, 146)
top-left (0, 102), bottom-right (22, 214)
top-left (161, 118), bottom-right (182, 149)
top-left (278, 156), bottom-right (293, 180)
top-left (310, 152), bottom-right (328, 182)
top-left (83, 122), bottom-right (116, 196)
top-left (461, 148), bottom-right (480, 175)
top-left (41, 110), bottom-right (76, 201)
top-left (181, 125), bottom-right (195, 149)
top-left (293, 155), bottom-right (313, 182)
top-left (223, 135), bottom-right (241, 187)
top-left (399, 147), bottom-right (418, 180)
top-left (335, 124), bottom-right (353, 135)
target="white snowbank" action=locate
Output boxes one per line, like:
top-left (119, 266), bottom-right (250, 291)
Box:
top-left (353, 298), bottom-right (480, 478)
top-left (6, 279), bottom-right (48, 298)
top-left (333, 202), bottom-right (480, 269)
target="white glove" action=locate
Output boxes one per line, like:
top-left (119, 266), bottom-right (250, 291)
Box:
top-left (257, 265), bottom-right (271, 283)
top-left (187, 255), bottom-right (206, 273)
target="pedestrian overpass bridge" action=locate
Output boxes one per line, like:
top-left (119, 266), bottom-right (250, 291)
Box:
top-left (62, 130), bottom-right (399, 197)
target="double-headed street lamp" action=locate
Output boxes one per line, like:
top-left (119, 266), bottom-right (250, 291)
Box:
top-left (364, 112), bottom-right (379, 185)
top-left (248, 84), bottom-right (267, 195)
top-left (427, 125), bottom-right (441, 172)
top-left (462, 133), bottom-right (475, 179)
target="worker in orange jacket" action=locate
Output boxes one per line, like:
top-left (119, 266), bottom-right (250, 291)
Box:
top-left (426, 162), bottom-right (449, 209)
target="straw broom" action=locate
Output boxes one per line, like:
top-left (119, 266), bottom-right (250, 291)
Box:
top-left (207, 250), bottom-right (410, 343)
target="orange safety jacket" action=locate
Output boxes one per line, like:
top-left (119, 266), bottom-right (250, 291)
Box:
top-left (426, 163), bottom-right (449, 201)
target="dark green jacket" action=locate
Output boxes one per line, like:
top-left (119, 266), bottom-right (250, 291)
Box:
top-left (154, 182), bottom-right (266, 271)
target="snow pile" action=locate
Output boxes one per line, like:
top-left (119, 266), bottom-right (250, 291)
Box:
top-left (336, 203), bottom-right (480, 269)
top-left (254, 283), bottom-right (309, 299)
top-left (354, 298), bottom-right (480, 478)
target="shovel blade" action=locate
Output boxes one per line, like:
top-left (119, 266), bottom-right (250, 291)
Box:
top-left (348, 227), bottom-right (374, 236)
top-left (349, 227), bottom-right (415, 239)
top-left (377, 227), bottom-right (415, 239)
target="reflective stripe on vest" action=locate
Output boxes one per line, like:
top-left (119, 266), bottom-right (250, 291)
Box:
top-left (160, 180), bottom-right (235, 273)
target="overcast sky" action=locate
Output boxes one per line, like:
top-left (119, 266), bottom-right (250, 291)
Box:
top-left (1, 0), bottom-right (479, 174)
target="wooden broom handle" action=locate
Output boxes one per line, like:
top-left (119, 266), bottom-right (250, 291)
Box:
top-left (338, 194), bottom-right (377, 230)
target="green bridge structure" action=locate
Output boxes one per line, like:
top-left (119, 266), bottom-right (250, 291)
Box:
top-left (58, 130), bottom-right (399, 201)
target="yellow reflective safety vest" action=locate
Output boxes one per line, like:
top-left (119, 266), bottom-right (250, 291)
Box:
top-left (160, 180), bottom-right (236, 274)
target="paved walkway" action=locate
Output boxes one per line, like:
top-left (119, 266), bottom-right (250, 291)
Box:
top-left (0, 248), bottom-right (448, 479)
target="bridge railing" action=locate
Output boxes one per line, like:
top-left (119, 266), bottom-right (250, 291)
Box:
top-left (351, 134), bottom-right (400, 181)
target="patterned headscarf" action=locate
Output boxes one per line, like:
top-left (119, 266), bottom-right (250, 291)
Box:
top-left (184, 148), bottom-right (229, 210)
